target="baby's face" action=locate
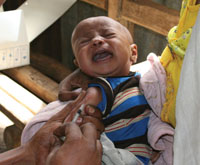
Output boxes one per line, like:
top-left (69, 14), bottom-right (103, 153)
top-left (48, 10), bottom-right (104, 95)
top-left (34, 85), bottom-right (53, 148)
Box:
top-left (72, 16), bottom-right (136, 77)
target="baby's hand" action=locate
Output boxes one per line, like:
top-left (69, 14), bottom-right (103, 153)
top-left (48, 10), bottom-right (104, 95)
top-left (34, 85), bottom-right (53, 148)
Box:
top-left (58, 69), bottom-right (92, 101)
top-left (76, 105), bottom-right (104, 139)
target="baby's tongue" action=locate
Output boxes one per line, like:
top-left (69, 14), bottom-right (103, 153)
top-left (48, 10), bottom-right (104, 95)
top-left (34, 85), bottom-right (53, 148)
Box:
top-left (93, 52), bottom-right (112, 62)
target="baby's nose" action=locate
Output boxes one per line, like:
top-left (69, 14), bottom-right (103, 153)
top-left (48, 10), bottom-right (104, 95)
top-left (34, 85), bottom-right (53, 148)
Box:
top-left (92, 36), bottom-right (104, 46)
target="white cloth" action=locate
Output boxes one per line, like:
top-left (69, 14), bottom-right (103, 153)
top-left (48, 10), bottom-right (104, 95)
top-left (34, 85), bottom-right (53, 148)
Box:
top-left (101, 133), bottom-right (143, 165)
top-left (174, 10), bottom-right (200, 165)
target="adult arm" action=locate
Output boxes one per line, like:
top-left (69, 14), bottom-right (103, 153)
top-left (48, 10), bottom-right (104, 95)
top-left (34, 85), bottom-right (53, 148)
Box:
top-left (0, 144), bottom-right (35, 165)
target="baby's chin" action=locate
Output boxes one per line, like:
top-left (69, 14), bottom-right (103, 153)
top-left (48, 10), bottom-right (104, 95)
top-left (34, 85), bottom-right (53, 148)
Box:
top-left (88, 71), bottom-right (118, 78)
top-left (91, 68), bottom-right (131, 77)
top-left (81, 66), bottom-right (121, 77)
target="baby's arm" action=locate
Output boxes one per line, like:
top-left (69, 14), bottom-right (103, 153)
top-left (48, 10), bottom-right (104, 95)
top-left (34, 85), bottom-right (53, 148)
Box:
top-left (77, 87), bottom-right (103, 137)
top-left (85, 87), bottom-right (102, 107)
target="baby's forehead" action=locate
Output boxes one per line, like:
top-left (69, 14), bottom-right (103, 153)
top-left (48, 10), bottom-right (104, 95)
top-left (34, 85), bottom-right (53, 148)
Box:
top-left (76, 17), bottom-right (121, 31)
top-left (71, 16), bottom-right (133, 44)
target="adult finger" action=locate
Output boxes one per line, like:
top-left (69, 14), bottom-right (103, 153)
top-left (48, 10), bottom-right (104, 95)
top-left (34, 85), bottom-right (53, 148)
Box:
top-left (84, 105), bottom-right (102, 120)
top-left (49, 91), bottom-right (86, 123)
top-left (53, 123), bottom-right (68, 138)
top-left (64, 123), bottom-right (82, 141)
top-left (96, 140), bottom-right (103, 160)
top-left (80, 123), bottom-right (98, 142)
top-left (58, 90), bottom-right (80, 101)
top-left (63, 102), bottom-right (84, 123)
top-left (81, 116), bottom-right (104, 133)
top-left (46, 145), bottom-right (60, 165)
top-left (54, 123), bottom-right (83, 142)
top-left (82, 104), bottom-right (104, 133)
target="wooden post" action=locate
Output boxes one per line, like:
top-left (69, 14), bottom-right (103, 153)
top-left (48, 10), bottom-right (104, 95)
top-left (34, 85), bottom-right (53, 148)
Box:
top-left (108, 0), bottom-right (119, 20)
top-left (108, 0), bottom-right (134, 39)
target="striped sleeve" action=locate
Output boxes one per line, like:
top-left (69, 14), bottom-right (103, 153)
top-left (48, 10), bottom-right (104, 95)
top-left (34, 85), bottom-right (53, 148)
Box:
top-left (88, 77), bottom-right (114, 117)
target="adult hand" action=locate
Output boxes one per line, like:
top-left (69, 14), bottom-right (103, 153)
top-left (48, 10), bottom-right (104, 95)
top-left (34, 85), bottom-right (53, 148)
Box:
top-left (77, 104), bottom-right (104, 138)
top-left (0, 91), bottom-right (87, 165)
top-left (58, 68), bottom-right (92, 101)
top-left (0, 91), bottom-right (104, 164)
top-left (46, 122), bottom-right (102, 165)
top-left (26, 91), bottom-right (89, 164)
top-left (27, 90), bottom-right (104, 164)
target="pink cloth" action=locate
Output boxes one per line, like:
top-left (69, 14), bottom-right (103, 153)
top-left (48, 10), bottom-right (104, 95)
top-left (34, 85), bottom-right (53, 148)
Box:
top-left (21, 100), bottom-right (69, 144)
top-left (139, 53), bottom-right (174, 165)
top-left (148, 113), bottom-right (174, 165)
top-left (21, 53), bottom-right (174, 165)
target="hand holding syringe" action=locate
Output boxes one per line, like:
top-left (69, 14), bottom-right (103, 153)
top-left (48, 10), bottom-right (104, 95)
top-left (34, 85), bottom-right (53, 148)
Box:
top-left (60, 104), bottom-right (85, 141)
top-left (72, 104), bottom-right (85, 122)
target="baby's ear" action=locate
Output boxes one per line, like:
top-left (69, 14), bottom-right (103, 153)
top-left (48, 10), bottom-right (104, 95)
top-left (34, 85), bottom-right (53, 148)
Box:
top-left (130, 44), bottom-right (138, 64)
top-left (73, 59), bottom-right (79, 67)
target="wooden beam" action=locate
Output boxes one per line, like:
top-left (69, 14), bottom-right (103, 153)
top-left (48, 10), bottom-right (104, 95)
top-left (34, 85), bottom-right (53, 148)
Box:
top-left (30, 52), bottom-right (72, 83)
top-left (0, 102), bottom-right (30, 130)
top-left (2, 66), bottom-right (59, 103)
top-left (121, 0), bottom-right (179, 36)
top-left (80, 0), bottom-right (107, 10)
top-left (81, 0), bottom-right (179, 36)
top-left (0, 111), bottom-right (13, 127)
top-left (0, 73), bottom-right (46, 115)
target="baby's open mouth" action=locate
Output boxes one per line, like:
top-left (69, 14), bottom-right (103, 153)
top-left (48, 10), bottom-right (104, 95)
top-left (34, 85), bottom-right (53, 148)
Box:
top-left (93, 50), bottom-right (113, 62)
